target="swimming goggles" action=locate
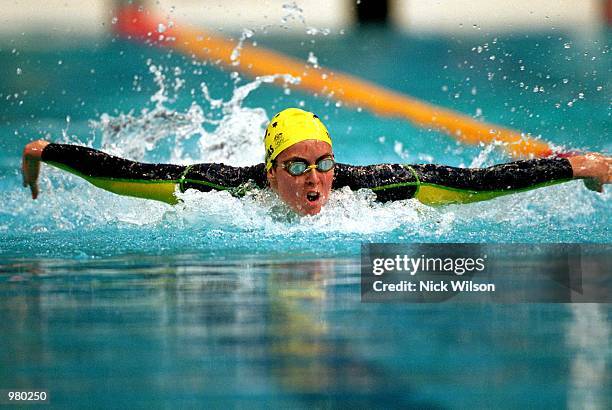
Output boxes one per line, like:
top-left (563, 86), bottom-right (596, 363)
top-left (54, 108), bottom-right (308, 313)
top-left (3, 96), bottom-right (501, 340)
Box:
top-left (281, 157), bottom-right (335, 176)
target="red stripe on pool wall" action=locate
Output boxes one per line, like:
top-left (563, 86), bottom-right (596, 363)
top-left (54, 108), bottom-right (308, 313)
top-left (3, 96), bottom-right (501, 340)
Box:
top-left (115, 6), bottom-right (161, 41)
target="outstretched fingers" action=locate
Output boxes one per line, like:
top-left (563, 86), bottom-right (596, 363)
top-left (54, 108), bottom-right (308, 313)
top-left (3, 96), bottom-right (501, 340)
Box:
top-left (21, 154), bottom-right (28, 188)
top-left (21, 140), bottom-right (48, 199)
top-left (30, 180), bottom-right (39, 199)
top-left (22, 156), bottom-right (40, 199)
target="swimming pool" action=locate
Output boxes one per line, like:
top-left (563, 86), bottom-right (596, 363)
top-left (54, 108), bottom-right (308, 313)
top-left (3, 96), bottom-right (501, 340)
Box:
top-left (1, 26), bottom-right (610, 407)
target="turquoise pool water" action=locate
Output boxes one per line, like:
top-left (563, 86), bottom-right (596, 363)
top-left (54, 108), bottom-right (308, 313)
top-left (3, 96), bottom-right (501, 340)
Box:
top-left (1, 26), bottom-right (610, 408)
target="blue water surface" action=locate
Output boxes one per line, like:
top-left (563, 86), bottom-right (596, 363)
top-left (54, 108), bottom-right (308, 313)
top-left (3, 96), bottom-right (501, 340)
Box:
top-left (0, 26), bottom-right (610, 408)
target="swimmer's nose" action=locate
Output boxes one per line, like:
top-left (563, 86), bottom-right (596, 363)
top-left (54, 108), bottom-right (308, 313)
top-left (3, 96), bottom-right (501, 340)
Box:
top-left (304, 166), bottom-right (320, 184)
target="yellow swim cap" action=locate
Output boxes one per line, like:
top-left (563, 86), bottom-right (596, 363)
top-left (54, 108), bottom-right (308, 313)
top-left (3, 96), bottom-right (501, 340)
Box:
top-left (264, 108), bottom-right (332, 170)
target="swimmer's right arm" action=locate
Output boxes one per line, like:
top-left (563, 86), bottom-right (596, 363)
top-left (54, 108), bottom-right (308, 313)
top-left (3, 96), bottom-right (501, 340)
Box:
top-left (22, 141), bottom-right (266, 203)
top-left (23, 140), bottom-right (184, 203)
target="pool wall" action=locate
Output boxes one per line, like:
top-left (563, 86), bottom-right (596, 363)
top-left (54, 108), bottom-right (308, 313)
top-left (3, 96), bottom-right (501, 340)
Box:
top-left (0, 0), bottom-right (607, 37)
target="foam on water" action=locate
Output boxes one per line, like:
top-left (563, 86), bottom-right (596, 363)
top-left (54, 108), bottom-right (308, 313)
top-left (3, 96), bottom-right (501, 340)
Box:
top-left (174, 186), bottom-right (437, 236)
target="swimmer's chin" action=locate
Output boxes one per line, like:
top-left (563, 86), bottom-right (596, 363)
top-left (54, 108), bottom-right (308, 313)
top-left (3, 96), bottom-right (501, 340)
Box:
top-left (300, 206), bottom-right (323, 216)
top-left (269, 191), bottom-right (328, 216)
top-left (297, 199), bottom-right (331, 216)
top-left (295, 197), bottom-right (328, 216)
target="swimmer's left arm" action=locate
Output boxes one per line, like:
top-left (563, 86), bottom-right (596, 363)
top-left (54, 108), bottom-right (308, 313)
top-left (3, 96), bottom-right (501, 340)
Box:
top-left (335, 155), bottom-right (610, 205)
top-left (411, 155), bottom-right (611, 205)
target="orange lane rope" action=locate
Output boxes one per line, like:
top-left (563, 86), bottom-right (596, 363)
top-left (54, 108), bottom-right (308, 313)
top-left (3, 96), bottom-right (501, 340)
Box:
top-left (116, 6), bottom-right (553, 158)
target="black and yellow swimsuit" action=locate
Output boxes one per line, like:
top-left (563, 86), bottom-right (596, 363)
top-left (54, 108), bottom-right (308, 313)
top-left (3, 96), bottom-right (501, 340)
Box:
top-left (41, 143), bottom-right (574, 205)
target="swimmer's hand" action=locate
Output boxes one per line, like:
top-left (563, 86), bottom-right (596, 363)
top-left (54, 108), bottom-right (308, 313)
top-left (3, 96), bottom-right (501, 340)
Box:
top-left (22, 139), bottom-right (50, 199)
top-left (568, 153), bottom-right (611, 193)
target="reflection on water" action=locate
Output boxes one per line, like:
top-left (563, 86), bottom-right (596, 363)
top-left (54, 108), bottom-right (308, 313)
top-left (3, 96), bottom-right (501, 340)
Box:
top-left (567, 305), bottom-right (610, 410)
top-left (1, 254), bottom-right (609, 408)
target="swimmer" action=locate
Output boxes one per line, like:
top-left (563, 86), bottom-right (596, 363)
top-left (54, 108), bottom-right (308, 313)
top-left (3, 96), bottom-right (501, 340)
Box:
top-left (22, 108), bottom-right (611, 216)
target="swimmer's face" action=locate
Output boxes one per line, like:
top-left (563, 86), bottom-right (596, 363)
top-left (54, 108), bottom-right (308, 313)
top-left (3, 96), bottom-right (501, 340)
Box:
top-left (267, 140), bottom-right (334, 216)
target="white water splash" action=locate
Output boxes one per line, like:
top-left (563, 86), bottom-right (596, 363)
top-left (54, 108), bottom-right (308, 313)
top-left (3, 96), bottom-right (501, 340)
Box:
top-left (281, 2), bottom-right (306, 27)
top-left (469, 140), bottom-right (505, 168)
top-left (306, 27), bottom-right (330, 36)
top-left (195, 74), bottom-right (300, 165)
top-left (91, 67), bottom-right (299, 166)
top-left (279, 1), bottom-right (330, 36)
top-left (230, 28), bottom-right (255, 69)
top-left (174, 186), bottom-right (440, 237)
top-left (307, 51), bottom-right (319, 68)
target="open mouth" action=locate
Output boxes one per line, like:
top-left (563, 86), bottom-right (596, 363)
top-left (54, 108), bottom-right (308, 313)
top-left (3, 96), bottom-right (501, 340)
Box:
top-left (306, 191), bottom-right (320, 203)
